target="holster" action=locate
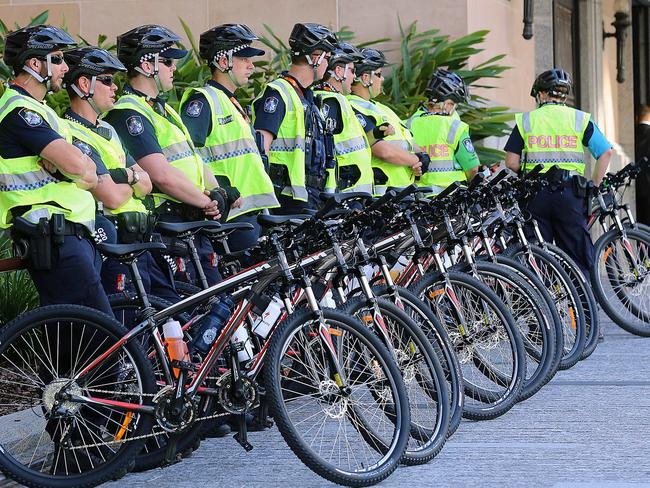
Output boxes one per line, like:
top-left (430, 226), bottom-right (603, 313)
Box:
top-left (571, 174), bottom-right (588, 199)
top-left (11, 216), bottom-right (53, 270)
top-left (269, 164), bottom-right (289, 193)
top-left (338, 166), bottom-right (361, 190)
top-left (373, 168), bottom-right (389, 186)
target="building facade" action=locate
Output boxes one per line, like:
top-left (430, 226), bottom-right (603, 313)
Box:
top-left (0, 0), bottom-right (642, 208)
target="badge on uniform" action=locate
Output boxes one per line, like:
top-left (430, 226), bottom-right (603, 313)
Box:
top-left (19, 108), bottom-right (43, 127)
top-left (356, 113), bottom-right (367, 128)
top-left (126, 115), bottom-right (144, 136)
top-left (462, 138), bottom-right (476, 153)
top-left (73, 139), bottom-right (92, 156)
top-left (263, 96), bottom-right (278, 113)
top-left (185, 100), bottom-right (203, 118)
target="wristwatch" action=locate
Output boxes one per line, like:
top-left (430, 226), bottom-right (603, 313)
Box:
top-left (128, 168), bottom-right (140, 187)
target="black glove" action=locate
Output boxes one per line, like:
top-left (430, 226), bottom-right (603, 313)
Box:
top-left (372, 123), bottom-right (391, 140)
top-left (416, 152), bottom-right (431, 173)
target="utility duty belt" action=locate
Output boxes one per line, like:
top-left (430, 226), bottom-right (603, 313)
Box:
top-left (10, 214), bottom-right (89, 271)
top-left (155, 200), bottom-right (205, 222)
top-left (337, 166), bottom-right (361, 190)
top-left (105, 211), bottom-right (155, 244)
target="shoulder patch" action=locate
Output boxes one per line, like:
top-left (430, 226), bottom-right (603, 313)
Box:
top-left (126, 115), bottom-right (144, 136)
top-left (73, 139), bottom-right (92, 156)
top-left (263, 96), bottom-right (279, 113)
top-left (185, 100), bottom-right (204, 118)
top-left (356, 113), bottom-right (367, 128)
top-left (462, 138), bottom-right (475, 153)
top-left (18, 108), bottom-right (43, 127)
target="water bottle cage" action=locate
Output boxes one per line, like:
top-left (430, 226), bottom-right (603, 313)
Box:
top-left (170, 359), bottom-right (198, 373)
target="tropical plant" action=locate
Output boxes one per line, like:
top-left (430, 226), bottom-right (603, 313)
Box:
top-left (0, 235), bottom-right (39, 326)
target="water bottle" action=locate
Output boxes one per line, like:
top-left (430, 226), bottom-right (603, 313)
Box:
top-left (252, 296), bottom-right (284, 339)
top-left (191, 295), bottom-right (234, 354)
top-left (230, 326), bottom-right (254, 362)
top-left (163, 319), bottom-right (189, 378)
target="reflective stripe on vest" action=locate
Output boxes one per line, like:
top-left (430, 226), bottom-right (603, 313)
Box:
top-left (0, 88), bottom-right (96, 230)
top-left (348, 95), bottom-right (414, 195)
top-left (252, 79), bottom-right (307, 201)
top-left (515, 104), bottom-right (590, 175)
top-left (407, 111), bottom-right (467, 192)
top-left (68, 119), bottom-right (148, 216)
top-left (316, 91), bottom-right (373, 194)
top-left (181, 85), bottom-right (278, 219)
top-left (109, 94), bottom-right (205, 206)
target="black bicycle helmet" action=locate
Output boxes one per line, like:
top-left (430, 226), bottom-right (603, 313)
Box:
top-left (199, 24), bottom-right (264, 63)
top-left (531, 68), bottom-right (572, 97)
top-left (3, 25), bottom-right (76, 69)
top-left (327, 41), bottom-right (363, 69)
top-left (288, 23), bottom-right (338, 55)
top-left (63, 47), bottom-right (125, 85)
top-left (117, 24), bottom-right (187, 67)
top-left (354, 48), bottom-right (387, 75)
top-left (425, 68), bottom-right (469, 103)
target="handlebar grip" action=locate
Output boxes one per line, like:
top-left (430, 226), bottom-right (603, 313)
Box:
top-left (365, 189), bottom-right (397, 213)
top-left (525, 164), bottom-right (544, 178)
top-left (468, 172), bottom-right (485, 191)
top-left (488, 169), bottom-right (509, 186)
top-left (393, 184), bottom-right (418, 202)
top-left (437, 181), bottom-right (463, 199)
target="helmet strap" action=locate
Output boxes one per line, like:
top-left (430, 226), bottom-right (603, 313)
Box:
top-left (22, 53), bottom-right (55, 92)
top-left (305, 51), bottom-right (326, 82)
top-left (135, 53), bottom-right (165, 93)
top-left (357, 70), bottom-right (374, 89)
top-left (71, 76), bottom-right (102, 115)
top-left (214, 52), bottom-right (242, 88)
top-left (329, 64), bottom-right (348, 83)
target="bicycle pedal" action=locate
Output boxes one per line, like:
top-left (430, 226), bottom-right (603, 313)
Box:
top-left (233, 432), bottom-right (254, 452)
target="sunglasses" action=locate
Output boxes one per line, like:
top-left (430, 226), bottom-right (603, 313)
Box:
top-left (39, 54), bottom-right (65, 65)
top-left (158, 58), bottom-right (175, 68)
top-left (95, 75), bottom-right (115, 87)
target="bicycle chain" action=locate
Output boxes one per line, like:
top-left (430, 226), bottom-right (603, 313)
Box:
top-left (68, 389), bottom-right (232, 450)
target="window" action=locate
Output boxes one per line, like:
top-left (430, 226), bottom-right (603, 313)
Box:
top-left (553, 0), bottom-right (580, 107)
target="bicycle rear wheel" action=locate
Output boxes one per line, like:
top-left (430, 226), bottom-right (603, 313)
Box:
top-left (343, 297), bottom-right (450, 465)
top-left (410, 271), bottom-right (526, 421)
top-left (265, 308), bottom-right (410, 487)
top-left (372, 285), bottom-right (464, 437)
top-left (0, 305), bottom-right (155, 487)
top-left (504, 244), bottom-right (586, 370)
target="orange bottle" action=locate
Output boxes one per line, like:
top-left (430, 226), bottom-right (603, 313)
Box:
top-left (163, 319), bottom-right (189, 379)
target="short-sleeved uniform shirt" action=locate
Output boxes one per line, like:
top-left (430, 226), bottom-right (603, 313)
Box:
top-left (103, 85), bottom-right (168, 161)
top-left (0, 85), bottom-right (63, 159)
top-left (64, 108), bottom-right (136, 177)
top-left (252, 73), bottom-right (328, 175)
top-left (504, 103), bottom-right (612, 160)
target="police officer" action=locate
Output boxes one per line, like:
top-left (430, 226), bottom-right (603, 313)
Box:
top-left (313, 42), bottom-right (373, 195)
top-left (348, 48), bottom-right (426, 195)
top-left (104, 25), bottom-right (227, 286)
top-left (504, 68), bottom-right (613, 276)
top-left (405, 68), bottom-right (480, 195)
top-left (180, 24), bottom-right (279, 251)
top-left (63, 46), bottom-right (180, 303)
top-left (253, 22), bottom-right (338, 212)
top-left (0, 25), bottom-right (111, 313)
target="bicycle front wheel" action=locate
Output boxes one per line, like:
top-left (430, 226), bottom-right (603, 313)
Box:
top-left (264, 308), bottom-right (410, 487)
top-left (592, 228), bottom-right (650, 336)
